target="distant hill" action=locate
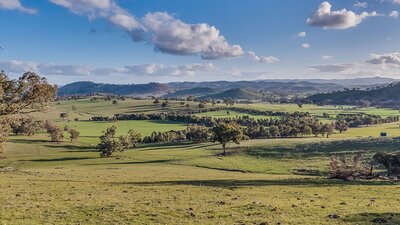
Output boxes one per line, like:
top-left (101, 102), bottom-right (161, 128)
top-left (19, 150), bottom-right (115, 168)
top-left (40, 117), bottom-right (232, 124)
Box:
top-left (58, 81), bottom-right (170, 96)
top-left (200, 88), bottom-right (262, 100)
top-left (168, 81), bottom-right (345, 94)
top-left (307, 82), bottom-right (400, 107)
top-left (58, 77), bottom-right (398, 97)
top-left (163, 87), bottom-right (219, 98)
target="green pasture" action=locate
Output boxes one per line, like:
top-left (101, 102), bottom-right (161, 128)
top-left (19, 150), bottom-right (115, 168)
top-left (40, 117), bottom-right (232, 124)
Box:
top-left (1, 99), bottom-right (400, 224)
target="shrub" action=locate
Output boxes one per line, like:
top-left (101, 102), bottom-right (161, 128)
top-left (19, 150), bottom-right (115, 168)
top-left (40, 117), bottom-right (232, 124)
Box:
top-left (329, 154), bottom-right (372, 180)
top-left (186, 125), bottom-right (209, 143)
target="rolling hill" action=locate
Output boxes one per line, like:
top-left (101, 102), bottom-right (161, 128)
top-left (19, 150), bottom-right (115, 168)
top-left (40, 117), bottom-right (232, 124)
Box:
top-left (307, 82), bottom-right (400, 107)
top-left (163, 87), bottom-right (219, 98)
top-left (58, 81), bottom-right (170, 96)
top-left (200, 88), bottom-right (262, 100)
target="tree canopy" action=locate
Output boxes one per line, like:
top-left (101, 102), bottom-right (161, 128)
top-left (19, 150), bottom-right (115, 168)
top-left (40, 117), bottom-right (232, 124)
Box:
top-left (0, 71), bottom-right (57, 116)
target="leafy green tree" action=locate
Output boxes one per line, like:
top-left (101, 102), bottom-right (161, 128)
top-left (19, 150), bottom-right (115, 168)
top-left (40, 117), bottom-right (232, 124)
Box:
top-left (211, 122), bottom-right (244, 155)
top-left (97, 126), bottom-right (123, 158)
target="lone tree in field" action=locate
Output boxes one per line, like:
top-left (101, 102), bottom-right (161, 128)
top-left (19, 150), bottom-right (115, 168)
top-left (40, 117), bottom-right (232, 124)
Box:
top-left (211, 122), bottom-right (244, 156)
top-left (119, 129), bottom-right (141, 149)
top-left (97, 126), bottom-right (124, 157)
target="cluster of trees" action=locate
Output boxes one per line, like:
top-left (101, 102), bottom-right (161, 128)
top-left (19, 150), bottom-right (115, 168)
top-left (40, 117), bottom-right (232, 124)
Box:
top-left (336, 114), bottom-right (399, 128)
top-left (142, 130), bottom-right (186, 144)
top-left (0, 72), bottom-right (57, 151)
top-left (99, 122), bottom-right (245, 157)
top-left (108, 112), bottom-right (337, 138)
top-left (97, 126), bottom-right (141, 157)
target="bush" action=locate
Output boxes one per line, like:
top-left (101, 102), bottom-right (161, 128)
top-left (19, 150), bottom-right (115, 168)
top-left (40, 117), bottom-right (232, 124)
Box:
top-left (60, 112), bottom-right (69, 119)
top-left (373, 152), bottom-right (400, 177)
top-left (186, 125), bottom-right (209, 143)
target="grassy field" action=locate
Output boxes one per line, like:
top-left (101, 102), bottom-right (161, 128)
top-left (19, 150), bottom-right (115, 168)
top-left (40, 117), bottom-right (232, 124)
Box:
top-left (1, 99), bottom-right (400, 224)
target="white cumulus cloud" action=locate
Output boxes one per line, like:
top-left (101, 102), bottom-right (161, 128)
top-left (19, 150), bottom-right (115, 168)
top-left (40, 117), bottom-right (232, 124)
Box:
top-left (301, 43), bottom-right (311, 48)
top-left (247, 51), bottom-right (279, 64)
top-left (142, 12), bottom-right (244, 59)
top-left (306, 1), bottom-right (378, 29)
top-left (50, 1), bottom-right (243, 59)
top-left (389, 11), bottom-right (399, 18)
top-left (0, 0), bottom-right (37, 14)
top-left (294, 31), bottom-right (306, 38)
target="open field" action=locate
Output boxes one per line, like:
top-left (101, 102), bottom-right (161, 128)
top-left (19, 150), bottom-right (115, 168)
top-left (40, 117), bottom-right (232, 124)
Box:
top-left (1, 99), bottom-right (400, 224)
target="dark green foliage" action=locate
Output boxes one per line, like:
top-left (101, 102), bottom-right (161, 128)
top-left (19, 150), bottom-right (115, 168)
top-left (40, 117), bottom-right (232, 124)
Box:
top-left (97, 126), bottom-right (123, 158)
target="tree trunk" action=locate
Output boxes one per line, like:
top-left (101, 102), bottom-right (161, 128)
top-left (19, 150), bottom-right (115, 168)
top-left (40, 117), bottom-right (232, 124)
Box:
top-left (222, 143), bottom-right (227, 156)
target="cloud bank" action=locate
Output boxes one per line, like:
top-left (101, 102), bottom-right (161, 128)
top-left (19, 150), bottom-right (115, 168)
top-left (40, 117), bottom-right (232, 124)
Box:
top-left (0, 60), bottom-right (216, 77)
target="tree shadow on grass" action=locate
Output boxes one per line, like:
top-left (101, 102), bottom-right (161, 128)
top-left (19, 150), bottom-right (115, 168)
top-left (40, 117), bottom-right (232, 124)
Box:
top-left (245, 138), bottom-right (400, 159)
top-left (343, 213), bottom-right (400, 225)
top-left (20, 157), bottom-right (94, 162)
top-left (43, 144), bottom-right (95, 152)
top-left (112, 178), bottom-right (398, 188)
top-left (84, 159), bottom-right (175, 166)
top-left (8, 139), bottom-right (52, 144)
top-left (136, 142), bottom-right (217, 151)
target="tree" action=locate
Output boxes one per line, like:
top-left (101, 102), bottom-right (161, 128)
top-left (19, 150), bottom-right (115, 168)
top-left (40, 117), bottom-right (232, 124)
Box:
top-left (68, 128), bottom-right (80, 142)
top-left (198, 103), bottom-right (205, 109)
top-left (153, 98), bottom-right (160, 105)
top-left (120, 129), bottom-right (141, 149)
top-left (48, 125), bottom-right (64, 143)
top-left (0, 71), bottom-right (57, 116)
top-left (112, 100), bottom-right (118, 106)
top-left (97, 126), bottom-right (122, 158)
top-left (161, 101), bottom-right (169, 109)
top-left (186, 125), bottom-right (209, 143)
top-left (211, 122), bottom-right (244, 155)
top-left (321, 123), bottom-right (334, 138)
top-left (373, 152), bottom-right (400, 176)
top-left (335, 121), bottom-right (348, 133)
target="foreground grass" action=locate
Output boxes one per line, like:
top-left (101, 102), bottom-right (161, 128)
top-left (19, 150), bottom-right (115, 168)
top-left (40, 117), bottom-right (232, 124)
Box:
top-left (1, 134), bottom-right (400, 224)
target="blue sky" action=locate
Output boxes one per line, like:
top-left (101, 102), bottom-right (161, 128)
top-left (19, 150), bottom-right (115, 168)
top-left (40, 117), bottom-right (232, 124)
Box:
top-left (1, 0), bottom-right (400, 84)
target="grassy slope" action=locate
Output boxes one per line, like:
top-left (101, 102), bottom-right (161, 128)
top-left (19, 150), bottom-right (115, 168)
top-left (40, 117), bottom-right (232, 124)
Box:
top-left (1, 99), bottom-right (400, 224)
